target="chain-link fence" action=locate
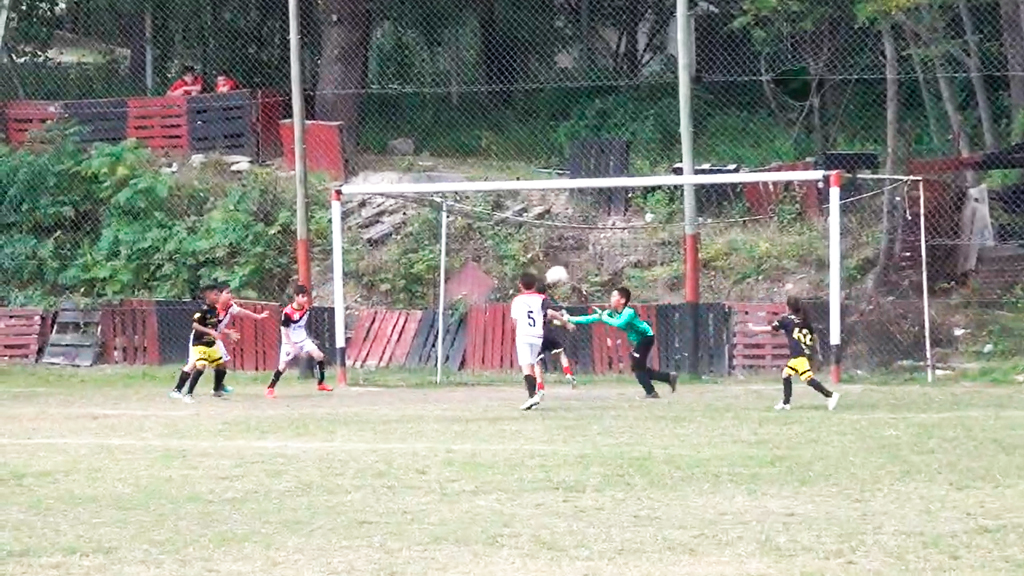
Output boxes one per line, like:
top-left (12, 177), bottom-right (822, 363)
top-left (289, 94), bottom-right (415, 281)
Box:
top-left (3, 0), bottom-right (1024, 384)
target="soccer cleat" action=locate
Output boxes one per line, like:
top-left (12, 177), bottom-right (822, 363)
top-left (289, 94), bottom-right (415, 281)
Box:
top-left (641, 391), bottom-right (661, 399)
top-left (827, 392), bottom-right (841, 411)
top-left (265, 387), bottom-right (276, 399)
top-left (222, 385), bottom-right (233, 394)
top-left (317, 383), bottom-right (334, 392)
top-left (212, 390), bottom-right (226, 398)
top-left (566, 374), bottom-right (577, 389)
top-left (182, 394), bottom-right (196, 404)
top-left (168, 390), bottom-right (183, 399)
top-left (774, 401), bottom-right (791, 411)
top-left (520, 395), bottom-right (542, 411)
top-left (669, 372), bottom-right (679, 393)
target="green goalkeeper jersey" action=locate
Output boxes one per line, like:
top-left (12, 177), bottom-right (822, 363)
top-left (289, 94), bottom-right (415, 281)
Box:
top-left (569, 306), bottom-right (654, 344)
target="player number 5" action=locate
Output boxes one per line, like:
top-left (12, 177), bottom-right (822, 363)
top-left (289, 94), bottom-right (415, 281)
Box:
top-left (527, 310), bottom-right (536, 327)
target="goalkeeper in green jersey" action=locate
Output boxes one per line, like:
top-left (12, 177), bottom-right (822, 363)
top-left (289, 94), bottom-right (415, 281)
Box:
top-left (565, 286), bottom-right (678, 399)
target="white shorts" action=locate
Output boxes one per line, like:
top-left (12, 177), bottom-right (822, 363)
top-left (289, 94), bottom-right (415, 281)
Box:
top-left (515, 340), bottom-right (543, 368)
top-left (279, 339), bottom-right (321, 366)
top-left (188, 339), bottom-right (229, 364)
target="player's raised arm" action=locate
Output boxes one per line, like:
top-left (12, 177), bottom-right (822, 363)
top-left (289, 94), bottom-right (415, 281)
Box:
top-left (233, 305), bottom-right (271, 320)
top-left (599, 306), bottom-right (636, 329)
top-left (566, 310), bottom-right (601, 325)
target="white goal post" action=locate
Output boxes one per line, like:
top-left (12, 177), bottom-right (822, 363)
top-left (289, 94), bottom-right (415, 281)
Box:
top-left (328, 169), bottom-right (931, 385)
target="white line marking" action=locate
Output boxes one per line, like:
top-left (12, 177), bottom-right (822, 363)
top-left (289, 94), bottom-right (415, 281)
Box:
top-left (843, 410), bottom-right (1024, 420)
top-left (0, 438), bottom-right (573, 451)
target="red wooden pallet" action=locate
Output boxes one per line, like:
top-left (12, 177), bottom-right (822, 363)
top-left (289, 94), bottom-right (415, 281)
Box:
top-left (388, 311), bottom-right (422, 366)
top-left (127, 97), bottom-right (189, 153)
top-left (101, 300), bottom-right (159, 365)
top-left (346, 310), bottom-right (378, 366)
top-left (464, 305), bottom-right (485, 371)
top-left (730, 302), bottom-right (789, 373)
top-left (5, 101), bottom-right (60, 146)
top-left (0, 308), bottom-right (44, 361)
top-left (362, 310), bottom-right (402, 368)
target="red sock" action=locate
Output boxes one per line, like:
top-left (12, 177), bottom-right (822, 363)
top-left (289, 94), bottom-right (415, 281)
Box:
top-left (563, 365), bottom-right (573, 376)
top-left (537, 380), bottom-right (546, 391)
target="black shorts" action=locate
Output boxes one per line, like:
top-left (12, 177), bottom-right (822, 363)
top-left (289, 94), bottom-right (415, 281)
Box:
top-left (540, 334), bottom-right (565, 354)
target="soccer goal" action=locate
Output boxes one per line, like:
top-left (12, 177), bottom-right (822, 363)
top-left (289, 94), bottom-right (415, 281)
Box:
top-left (329, 170), bottom-right (932, 386)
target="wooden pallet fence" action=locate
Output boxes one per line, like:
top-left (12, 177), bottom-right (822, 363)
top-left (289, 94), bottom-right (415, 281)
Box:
top-left (5, 101), bottom-right (60, 146)
top-left (187, 91), bottom-right (256, 157)
top-left (101, 300), bottom-right (160, 365)
top-left (127, 96), bottom-right (189, 153)
top-left (346, 310), bottom-right (427, 369)
top-left (730, 303), bottom-right (789, 373)
top-left (63, 98), bottom-right (128, 145)
top-left (0, 308), bottom-right (45, 361)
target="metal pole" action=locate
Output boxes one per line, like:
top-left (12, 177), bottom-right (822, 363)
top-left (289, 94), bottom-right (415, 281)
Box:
top-left (828, 171), bottom-right (842, 384)
top-left (436, 199), bottom-right (449, 385)
top-left (678, 0), bottom-right (699, 376)
top-left (0, 0), bottom-right (11, 45)
top-left (288, 0), bottom-right (311, 290)
top-left (918, 180), bottom-right (934, 383)
top-left (331, 189), bottom-right (348, 386)
top-left (144, 9), bottom-right (153, 94)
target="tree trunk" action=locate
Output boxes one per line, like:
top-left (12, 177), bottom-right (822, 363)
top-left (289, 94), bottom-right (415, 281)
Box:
top-left (315, 0), bottom-right (371, 141)
top-left (810, 77), bottom-right (825, 153)
top-left (934, 53), bottom-right (979, 186)
top-left (123, 13), bottom-right (147, 89)
top-left (1002, 0), bottom-right (1024, 137)
top-left (959, 0), bottom-right (998, 150)
top-left (905, 30), bottom-right (943, 148)
top-left (874, 22), bottom-right (901, 292)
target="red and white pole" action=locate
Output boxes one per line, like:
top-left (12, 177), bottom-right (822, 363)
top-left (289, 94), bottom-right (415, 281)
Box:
top-left (330, 187), bottom-right (347, 387)
top-left (828, 171), bottom-right (842, 384)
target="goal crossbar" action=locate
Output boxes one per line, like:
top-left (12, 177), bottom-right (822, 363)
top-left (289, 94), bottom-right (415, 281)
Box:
top-left (337, 170), bottom-right (832, 196)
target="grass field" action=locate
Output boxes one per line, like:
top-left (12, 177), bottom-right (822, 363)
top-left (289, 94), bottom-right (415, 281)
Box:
top-left (4, 366), bottom-right (1024, 575)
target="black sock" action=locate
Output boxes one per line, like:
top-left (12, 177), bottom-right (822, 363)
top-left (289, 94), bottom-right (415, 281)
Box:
top-left (315, 360), bottom-right (326, 384)
top-left (213, 368), bottom-right (227, 392)
top-left (524, 374), bottom-right (537, 397)
top-left (186, 370), bottom-right (204, 395)
top-left (174, 370), bottom-right (190, 392)
top-left (268, 369), bottom-right (283, 389)
top-left (807, 378), bottom-right (832, 398)
top-left (648, 369), bottom-right (672, 383)
top-left (782, 376), bottom-right (793, 405)
top-left (634, 371), bottom-right (656, 395)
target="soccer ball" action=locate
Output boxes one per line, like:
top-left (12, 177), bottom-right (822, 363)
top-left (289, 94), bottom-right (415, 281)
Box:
top-left (545, 266), bottom-right (569, 285)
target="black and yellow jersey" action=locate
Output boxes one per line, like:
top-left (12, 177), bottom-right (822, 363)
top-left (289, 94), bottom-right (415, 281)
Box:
top-left (772, 314), bottom-right (814, 358)
top-left (191, 304), bottom-right (220, 347)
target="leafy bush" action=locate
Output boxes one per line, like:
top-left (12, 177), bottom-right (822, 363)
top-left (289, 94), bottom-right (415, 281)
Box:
top-left (0, 130), bottom-right (314, 306)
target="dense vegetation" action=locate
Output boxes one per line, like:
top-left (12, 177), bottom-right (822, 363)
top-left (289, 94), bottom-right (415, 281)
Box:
top-left (0, 130), bottom-right (328, 306)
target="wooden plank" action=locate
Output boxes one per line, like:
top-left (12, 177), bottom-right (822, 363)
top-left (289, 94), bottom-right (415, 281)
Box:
top-left (0, 324), bottom-right (43, 336)
top-left (734, 358), bottom-right (788, 367)
top-left (480, 305), bottom-right (495, 370)
top-left (0, 336), bottom-right (39, 346)
top-left (591, 321), bottom-right (607, 375)
top-left (503, 304), bottom-right (515, 370)
top-left (100, 308), bottom-right (114, 364)
top-left (418, 312), bottom-right (439, 367)
top-left (364, 311), bottom-right (400, 368)
top-left (441, 314), bottom-right (461, 366)
top-left (144, 302), bottom-right (160, 366)
top-left (0, 308), bottom-right (44, 317)
top-left (486, 304), bottom-right (504, 371)
top-left (388, 311), bottom-right (421, 367)
top-left (733, 336), bottom-right (787, 346)
top-left (406, 310), bottom-right (435, 368)
top-left (354, 310), bottom-right (386, 368)
top-left (376, 311), bottom-right (406, 367)
top-left (345, 310), bottom-right (377, 366)
top-left (447, 316), bottom-right (469, 371)
top-left (463, 306), bottom-right (482, 371)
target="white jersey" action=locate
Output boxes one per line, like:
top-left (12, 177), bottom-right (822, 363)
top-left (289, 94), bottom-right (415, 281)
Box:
top-left (218, 303), bottom-right (241, 332)
top-left (281, 304), bottom-right (311, 343)
top-left (510, 292), bottom-right (545, 343)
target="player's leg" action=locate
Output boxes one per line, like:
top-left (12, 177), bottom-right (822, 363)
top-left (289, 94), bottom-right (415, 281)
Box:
top-left (778, 363), bottom-right (796, 410)
top-left (212, 340), bottom-right (233, 394)
top-left (557, 349), bottom-right (577, 388)
top-left (517, 342), bottom-right (542, 410)
top-left (305, 341), bottom-right (332, 392)
top-left (267, 344), bottom-right (294, 398)
top-left (630, 336), bottom-right (675, 397)
top-left (796, 358), bottom-right (840, 410)
top-left (171, 348), bottom-right (198, 398)
top-left (183, 348), bottom-right (210, 403)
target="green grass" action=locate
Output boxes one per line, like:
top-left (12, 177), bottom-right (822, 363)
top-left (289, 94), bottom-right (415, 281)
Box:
top-left (4, 365), bottom-right (1024, 575)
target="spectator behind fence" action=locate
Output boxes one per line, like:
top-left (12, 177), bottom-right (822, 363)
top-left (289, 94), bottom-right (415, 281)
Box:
top-left (215, 72), bottom-right (238, 93)
top-left (168, 66), bottom-right (203, 96)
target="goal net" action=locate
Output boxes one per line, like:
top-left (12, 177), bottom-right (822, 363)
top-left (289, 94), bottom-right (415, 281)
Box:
top-left (331, 170), bottom-right (927, 387)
